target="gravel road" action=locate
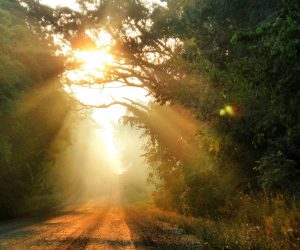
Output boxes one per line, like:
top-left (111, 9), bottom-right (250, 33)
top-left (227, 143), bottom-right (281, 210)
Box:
top-left (0, 198), bottom-right (200, 250)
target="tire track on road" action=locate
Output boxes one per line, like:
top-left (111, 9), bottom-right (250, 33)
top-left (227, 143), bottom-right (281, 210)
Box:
top-left (55, 206), bottom-right (110, 250)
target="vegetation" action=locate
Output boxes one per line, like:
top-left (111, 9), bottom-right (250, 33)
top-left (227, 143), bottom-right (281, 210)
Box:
top-left (0, 0), bottom-right (70, 219)
top-left (117, 0), bottom-right (300, 218)
top-left (129, 197), bottom-right (299, 249)
top-left (0, 0), bottom-right (299, 248)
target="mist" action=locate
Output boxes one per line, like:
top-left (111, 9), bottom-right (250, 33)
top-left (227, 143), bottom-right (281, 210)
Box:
top-left (53, 111), bottom-right (152, 204)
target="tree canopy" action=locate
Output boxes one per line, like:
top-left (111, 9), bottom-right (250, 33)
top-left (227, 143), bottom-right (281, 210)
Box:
top-left (1, 0), bottom-right (299, 220)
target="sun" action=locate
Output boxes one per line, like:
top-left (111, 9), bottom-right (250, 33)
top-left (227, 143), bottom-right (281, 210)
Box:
top-left (62, 33), bottom-right (149, 175)
top-left (74, 49), bottom-right (113, 72)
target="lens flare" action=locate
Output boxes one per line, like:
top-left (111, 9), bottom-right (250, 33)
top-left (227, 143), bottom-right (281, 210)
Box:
top-left (225, 105), bottom-right (234, 116)
top-left (219, 109), bottom-right (226, 116)
top-left (219, 104), bottom-right (237, 117)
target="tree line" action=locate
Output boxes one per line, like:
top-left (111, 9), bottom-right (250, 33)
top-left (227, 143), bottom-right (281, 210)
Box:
top-left (0, 0), bottom-right (70, 219)
top-left (1, 0), bottom-right (299, 227)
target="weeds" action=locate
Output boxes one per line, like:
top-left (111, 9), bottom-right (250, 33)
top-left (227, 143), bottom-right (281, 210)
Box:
top-left (135, 195), bottom-right (300, 249)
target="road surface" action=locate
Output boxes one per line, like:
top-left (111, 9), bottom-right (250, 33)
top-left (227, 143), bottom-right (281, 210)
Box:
top-left (0, 198), bottom-right (200, 249)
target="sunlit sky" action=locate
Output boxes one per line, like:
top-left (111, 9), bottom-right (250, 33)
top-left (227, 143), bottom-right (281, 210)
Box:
top-left (40, 0), bottom-right (79, 10)
top-left (63, 46), bottom-right (149, 175)
top-left (39, 0), bottom-right (155, 174)
top-left (40, 0), bottom-right (166, 10)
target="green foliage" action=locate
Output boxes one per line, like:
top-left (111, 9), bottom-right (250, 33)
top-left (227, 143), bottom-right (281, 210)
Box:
top-left (0, 135), bottom-right (11, 164)
top-left (256, 134), bottom-right (300, 193)
top-left (256, 152), bottom-right (297, 192)
top-left (124, 0), bottom-right (300, 214)
top-left (11, 0), bottom-right (300, 225)
top-left (139, 195), bottom-right (300, 249)
top-left (0, 1), bottom-right (69, 219)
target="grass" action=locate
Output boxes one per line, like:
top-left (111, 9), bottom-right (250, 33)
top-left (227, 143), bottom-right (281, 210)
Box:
top-left (133, 195), bottom-right (300, 249)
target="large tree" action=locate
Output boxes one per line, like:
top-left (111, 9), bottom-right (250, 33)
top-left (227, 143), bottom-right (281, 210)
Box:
top-left (19, 0), bottom-right (300, 214)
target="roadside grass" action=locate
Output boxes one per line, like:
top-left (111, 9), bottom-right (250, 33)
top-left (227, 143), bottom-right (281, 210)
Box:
top-left (16, 193), bottom-right (66, 217)
top-left (133, 195), bottom-right (300, 249)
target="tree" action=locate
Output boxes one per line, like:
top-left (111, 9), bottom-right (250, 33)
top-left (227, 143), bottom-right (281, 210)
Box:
top-left (18, 0), bottom-right (300, 215)
top-left (0, 0), bottom-right (70, 219)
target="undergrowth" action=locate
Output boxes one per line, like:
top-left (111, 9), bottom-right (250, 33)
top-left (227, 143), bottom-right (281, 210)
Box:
top-left (135, 195), bottom-right (300, 249)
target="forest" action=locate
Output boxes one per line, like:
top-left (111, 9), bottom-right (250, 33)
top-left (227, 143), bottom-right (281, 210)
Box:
top-left (0, 0), bottom-right (299, 249)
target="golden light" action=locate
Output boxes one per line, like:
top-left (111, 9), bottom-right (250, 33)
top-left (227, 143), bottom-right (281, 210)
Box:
top-left (64, 80), bottom-right (149, 176)
top-left (74, 50), bottom-right (113, 72)
top-left (38, 0), bottom-right (171, 179)
top-left (57, 24), bottom-right (149, 176)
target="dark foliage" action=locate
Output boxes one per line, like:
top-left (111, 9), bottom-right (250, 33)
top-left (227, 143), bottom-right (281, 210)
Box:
top-left (0, 0), bottom-right (69, 219)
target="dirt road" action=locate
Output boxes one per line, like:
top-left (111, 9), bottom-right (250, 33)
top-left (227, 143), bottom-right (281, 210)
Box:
top-left (0, 198), bottom-right (200, 250)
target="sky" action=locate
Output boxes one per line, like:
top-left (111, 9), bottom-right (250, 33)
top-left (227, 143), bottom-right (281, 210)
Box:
top-left (39, 0), bottom-right (154, 176)
top-left (40, 0), bottom-right (79, 9)
top-left (40, 0), bottom-right (167, 10)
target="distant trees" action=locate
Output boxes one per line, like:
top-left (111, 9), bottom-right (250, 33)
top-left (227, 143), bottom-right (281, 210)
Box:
top-left (0, 0), bottom-right (70, 219)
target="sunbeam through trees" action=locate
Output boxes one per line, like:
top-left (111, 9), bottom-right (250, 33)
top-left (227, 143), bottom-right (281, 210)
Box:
top-left (0, 0), bottom-right (299, 249)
